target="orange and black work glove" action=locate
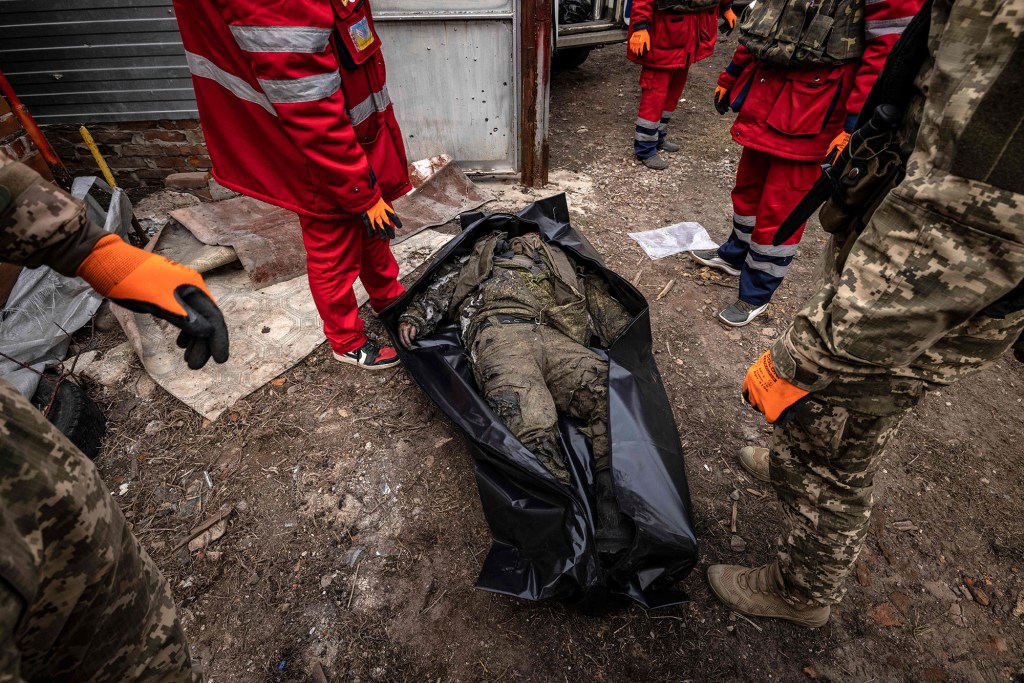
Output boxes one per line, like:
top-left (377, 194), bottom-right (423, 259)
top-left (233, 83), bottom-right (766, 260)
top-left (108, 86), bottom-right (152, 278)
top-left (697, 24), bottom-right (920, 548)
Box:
top-left (714, 86), bottom-right (731, 115)
top-left (720, 8), bottom-right (737, 34)
top-left (362, 197), bottom-right (402, 241)
top-left (77, 234), bottom-right (229, 370)
top-left (742, 351), bottom-right (810, 424)
top-left (629, 29), bottom-right (651, 58)
top-left (825, 130), bottom-right (852, 165)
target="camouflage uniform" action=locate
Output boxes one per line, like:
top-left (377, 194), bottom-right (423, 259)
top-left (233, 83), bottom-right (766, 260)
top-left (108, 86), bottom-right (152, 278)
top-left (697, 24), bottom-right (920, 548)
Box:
top-left (0, 152), bottom-right (203, 682)
top-left (765, 0), bottom-right (1024, 607)
top-left (400, 231), bottom-right (631, 482)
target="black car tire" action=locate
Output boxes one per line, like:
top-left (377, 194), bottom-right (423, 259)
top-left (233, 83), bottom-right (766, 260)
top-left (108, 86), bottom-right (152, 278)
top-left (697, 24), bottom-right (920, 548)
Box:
top-left (31, 374), bottom-right (107, 460)
top-left (553, 46), bottom-right (593, 70)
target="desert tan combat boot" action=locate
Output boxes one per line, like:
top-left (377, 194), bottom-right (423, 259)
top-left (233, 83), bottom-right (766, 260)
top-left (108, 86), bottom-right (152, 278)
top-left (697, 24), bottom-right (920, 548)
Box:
top-left (707, 562), bottom-right (831, 628)
top-left (737, 445), bottom-right (770, 483)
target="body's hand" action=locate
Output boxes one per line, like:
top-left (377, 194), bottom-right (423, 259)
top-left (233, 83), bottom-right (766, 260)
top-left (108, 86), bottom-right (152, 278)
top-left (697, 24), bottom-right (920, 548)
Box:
top-left (714, 86), bottom-right (731, 115)
top-left (362, 198), bottom-right (402, 241)
top-left (398, 322), bottom-right (418, 349)
top-left (825, 130), bottom-right (852, 165)
top-left (742, 351), bottom-right (809, 424)
top-left (76, 234), bottom-right (229, 370)
top-left (629, 29), bottom-right (651, 58)
top-left (720, 8), bottom-right (737, 33)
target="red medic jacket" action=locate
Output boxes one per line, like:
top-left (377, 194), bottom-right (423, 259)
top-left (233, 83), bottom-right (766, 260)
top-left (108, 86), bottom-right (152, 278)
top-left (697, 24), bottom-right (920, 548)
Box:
top-left (627, 0), bottom-right (732, 70)
top-left (716, 0), bottom-right (926, 161)
top-left (171, 0), bottom-right (411, 219)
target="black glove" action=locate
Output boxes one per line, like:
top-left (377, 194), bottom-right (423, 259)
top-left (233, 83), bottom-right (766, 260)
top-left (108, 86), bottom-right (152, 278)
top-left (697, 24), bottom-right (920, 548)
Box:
top-left (714, 86), bottom-right (731, 115)
top-left (362, 197), bottom-right (402, 241)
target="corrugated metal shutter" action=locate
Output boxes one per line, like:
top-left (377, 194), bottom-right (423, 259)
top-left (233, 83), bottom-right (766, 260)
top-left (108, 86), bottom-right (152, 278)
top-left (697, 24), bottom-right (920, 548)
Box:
top-left (0, 0), bottom-right (197, 123)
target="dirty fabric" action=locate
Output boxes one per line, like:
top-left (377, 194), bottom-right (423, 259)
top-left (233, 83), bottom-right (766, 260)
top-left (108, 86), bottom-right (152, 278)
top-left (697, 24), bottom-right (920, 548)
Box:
top-left (400, 231), bottom-right (629, 482)
top-left (470, 323), bottom-right (610, 483)
top-left (767, 0), bottom-right (1024, 607)
top-left (0, 379), bottom-right (203, 682)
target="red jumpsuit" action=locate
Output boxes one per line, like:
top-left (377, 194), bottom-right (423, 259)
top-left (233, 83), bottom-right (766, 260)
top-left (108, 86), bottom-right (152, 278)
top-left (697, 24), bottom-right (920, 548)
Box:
top-left (628, 0), bottom-right (729, 159)
top-left (714, 0), bottom-right (925, 305)
top-left (172, 0), bottom-right (411, 353)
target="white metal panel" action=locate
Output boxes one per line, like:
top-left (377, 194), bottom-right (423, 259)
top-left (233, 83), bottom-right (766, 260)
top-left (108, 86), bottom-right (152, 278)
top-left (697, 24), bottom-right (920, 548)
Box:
top-left (374, 0), bottom-right (512, 16)
top-left (378, 20), bottom-right (515, 172)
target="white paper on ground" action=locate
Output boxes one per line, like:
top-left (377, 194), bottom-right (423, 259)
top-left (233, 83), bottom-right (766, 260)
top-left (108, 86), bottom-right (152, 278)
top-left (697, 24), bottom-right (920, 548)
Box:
top-left (628, 222), bottom-right (719, 260)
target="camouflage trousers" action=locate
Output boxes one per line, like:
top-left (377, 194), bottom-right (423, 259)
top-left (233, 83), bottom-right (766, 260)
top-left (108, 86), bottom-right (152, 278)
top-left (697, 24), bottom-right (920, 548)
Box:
top-left (770, 191), bottom-right (1024, 607)
top-left (0, 380), bottom-right (203, 682)
top-left (470, 321), bottom-right (610, 484)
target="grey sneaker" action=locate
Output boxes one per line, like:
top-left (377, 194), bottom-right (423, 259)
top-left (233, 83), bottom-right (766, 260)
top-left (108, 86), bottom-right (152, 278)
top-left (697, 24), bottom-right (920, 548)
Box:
top-left (640, 154), bottom-right (669, 171)
top-left (658, 139), bottom-right (681, 153)
top-left (718, 299), bottom-right (769, 327)
top-left (690, 249), bottom-right (740, 276)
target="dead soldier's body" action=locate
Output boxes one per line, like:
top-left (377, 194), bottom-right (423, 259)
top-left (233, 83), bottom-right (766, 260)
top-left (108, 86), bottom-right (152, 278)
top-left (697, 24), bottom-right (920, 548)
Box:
top-left (397, 231), bottom-right (633, 553)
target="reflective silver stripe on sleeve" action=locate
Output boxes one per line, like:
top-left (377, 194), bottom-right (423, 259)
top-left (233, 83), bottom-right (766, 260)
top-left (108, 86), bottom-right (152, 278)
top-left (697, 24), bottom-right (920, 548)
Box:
top-left (346, 86), bottom-right (392, 126)
top-left (185, 51), bottom-right (276, 115)
top-left (258, 71), bottom-right (341, 104)
top-left (749, 241), bottom-right (800, 258)
top-left (865, 16), bottom-right (913, 39)
top-left (230, 25), bottom-right (333, 53)
top-left (745, 254), bottom-right (790, 277)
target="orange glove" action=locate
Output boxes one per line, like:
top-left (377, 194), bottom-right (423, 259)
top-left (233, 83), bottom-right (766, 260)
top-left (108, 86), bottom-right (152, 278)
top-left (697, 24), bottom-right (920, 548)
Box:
top-left (362, 197), bottom-right (402, 241)
top-left (77, 234), bottom-right (229, 370)
top-left (825, 130), bottom-right (852, 165)
top-left (721, 8), bottom-right (737, 32)
top-left (629, 29), bottom-right (651, 58)
top-left (742, 351), bottom-right (810, 424)
top-left (714, 86), bottom-right (731, 115)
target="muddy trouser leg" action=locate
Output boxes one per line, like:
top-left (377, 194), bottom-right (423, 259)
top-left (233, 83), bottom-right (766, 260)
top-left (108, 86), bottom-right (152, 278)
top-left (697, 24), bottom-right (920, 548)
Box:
top-left (537, 327), bottom-right (611, 472)
top-left (0, 380), bottom-right (203, 682)
top-left (471, 324), bottom-right (567, 483)
top-left (770, 188), bottom-right (1024, 607)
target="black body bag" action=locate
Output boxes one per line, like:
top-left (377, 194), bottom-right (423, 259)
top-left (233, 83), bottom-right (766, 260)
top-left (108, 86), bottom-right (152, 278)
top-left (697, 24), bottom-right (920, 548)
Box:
top-left (379, 195), bottom-right (699, 613)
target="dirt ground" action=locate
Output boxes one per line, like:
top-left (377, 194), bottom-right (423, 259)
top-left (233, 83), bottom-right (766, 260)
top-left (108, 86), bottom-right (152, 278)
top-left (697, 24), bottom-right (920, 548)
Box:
top-left (88, 38), bottom-right (1024, 682)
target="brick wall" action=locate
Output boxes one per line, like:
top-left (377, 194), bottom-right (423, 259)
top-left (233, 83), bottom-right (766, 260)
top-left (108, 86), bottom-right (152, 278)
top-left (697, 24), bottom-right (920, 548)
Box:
top-left (0, 94), bottom-right (53, 181)
top-left (47, 119), bottom-right (212, 191)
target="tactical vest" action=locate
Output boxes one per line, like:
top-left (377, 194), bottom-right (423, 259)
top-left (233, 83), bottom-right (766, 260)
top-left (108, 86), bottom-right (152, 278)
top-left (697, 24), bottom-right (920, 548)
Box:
top-left (654, 0), bottom-right (720, 13)
top-left (739, 0), bottom-right (865, 66)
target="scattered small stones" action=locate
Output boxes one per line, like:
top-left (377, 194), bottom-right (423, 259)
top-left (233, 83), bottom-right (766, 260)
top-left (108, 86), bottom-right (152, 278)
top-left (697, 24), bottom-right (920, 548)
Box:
top-left (729, 534), bottom-right (747, 552)
top-left (135, 374), bottom-right (157, 400)
top-left (1012, 590), bottom-right (1024, 618)
top-left (729, 489), bottom-right (740, 501)
top-left (948, 602), bottom-right (967, 627)
top-left (923, 580), bottom-right (958, 604)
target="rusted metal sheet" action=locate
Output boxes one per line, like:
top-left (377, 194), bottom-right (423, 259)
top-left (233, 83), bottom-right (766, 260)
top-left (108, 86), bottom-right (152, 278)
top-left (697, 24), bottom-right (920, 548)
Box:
top-left (169, 157), bottom-right (492, 289)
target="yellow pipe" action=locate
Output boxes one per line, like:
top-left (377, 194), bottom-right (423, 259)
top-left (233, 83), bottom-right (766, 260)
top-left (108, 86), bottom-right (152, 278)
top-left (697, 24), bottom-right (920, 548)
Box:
top-left (79, 125), bottom-right (118, 188)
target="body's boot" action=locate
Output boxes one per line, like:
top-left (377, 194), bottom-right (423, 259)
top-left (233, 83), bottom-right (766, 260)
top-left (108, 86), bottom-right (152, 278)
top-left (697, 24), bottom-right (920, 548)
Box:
top-left (707, 562), bottom-right (831, 628)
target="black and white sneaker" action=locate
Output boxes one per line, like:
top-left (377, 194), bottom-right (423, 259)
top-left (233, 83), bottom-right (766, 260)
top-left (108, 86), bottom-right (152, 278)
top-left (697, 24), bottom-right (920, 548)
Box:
top-left (691, 248), bottom-right (740, 277)
top-left (332, 339), bottom-right (401, 370)
top-left (718, 299), bottom-right (769, 327)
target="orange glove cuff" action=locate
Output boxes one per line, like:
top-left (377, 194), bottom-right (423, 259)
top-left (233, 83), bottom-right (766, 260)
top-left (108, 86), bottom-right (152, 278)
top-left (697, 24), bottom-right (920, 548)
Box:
top-left (827, 131), bottom-right (852, 160)
top-left (76, 233), bottom-right (209, 318)
top-left (742, 351), bottom-right (810, 424)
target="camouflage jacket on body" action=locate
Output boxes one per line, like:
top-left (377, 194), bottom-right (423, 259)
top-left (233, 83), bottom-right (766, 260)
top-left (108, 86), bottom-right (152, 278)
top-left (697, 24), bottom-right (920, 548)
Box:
top-left (772, 0), bottom-right (1024, 391)
top-left (0, 151), bottom-right (105, 275)
top-left (739, 0), bottom-right (865, 66)
top-left (399, 231), bottom-right (632, 353)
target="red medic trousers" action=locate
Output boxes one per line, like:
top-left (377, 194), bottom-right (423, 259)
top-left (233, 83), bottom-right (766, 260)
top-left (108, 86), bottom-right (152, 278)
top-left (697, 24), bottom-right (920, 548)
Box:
top-left (716, 148), bottom-right (821, 305)
top-left (298, 214), bottom-right (405, 353)
top-left (635, 66), bottom-right (690, 159)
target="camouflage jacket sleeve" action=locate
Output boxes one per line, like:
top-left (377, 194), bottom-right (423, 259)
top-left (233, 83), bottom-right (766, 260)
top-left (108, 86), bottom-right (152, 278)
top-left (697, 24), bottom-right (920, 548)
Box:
top-left (398, 260), bottom-right (463, 337)
top-left (0, 151), bottom-right (105, 277)
top-left (582, 274), bottom-right (632, 347)
top-left (0, 581), bottom-right (26, 683)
